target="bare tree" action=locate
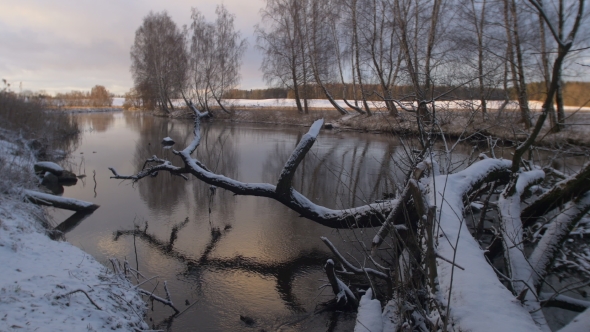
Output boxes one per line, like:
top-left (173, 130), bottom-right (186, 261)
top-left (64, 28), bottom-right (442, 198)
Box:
top-left (304, 0), bottom-right (348, 115)
top-left (393, 0), bottom-right (447, 124)
top-left (89, 85), bottom-right (113, 107)
top-left (257, 0), bottom-right (310, 114)
top-left (187, 5), bottom-right (247, 114)
top-left (130, 11), bottom-right (187, 113)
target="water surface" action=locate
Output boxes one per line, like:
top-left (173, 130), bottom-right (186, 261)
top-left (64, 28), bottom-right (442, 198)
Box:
top-left (51, 112), bottom-right (413, 331)
top-left (50, 111), bottom-right (587, 331)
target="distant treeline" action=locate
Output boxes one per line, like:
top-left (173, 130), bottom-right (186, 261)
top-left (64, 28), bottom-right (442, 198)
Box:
top-left (52, 85), bottom-right (114, 108)
top-left (223, 82), bottom-right (590, 106)
top-left (527, 81), bottom-right (590, 107)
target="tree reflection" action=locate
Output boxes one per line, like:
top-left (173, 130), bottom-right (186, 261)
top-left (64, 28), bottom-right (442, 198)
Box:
top-left (113, 222), bottom-right (330, 313)
top-left (129, 117), bottom-right (239, 219)
top-left (76, 112), bottom-right (116, 132)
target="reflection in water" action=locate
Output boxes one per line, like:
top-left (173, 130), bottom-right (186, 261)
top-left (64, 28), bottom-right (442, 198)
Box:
top-left (53, 112), bottom-right (590, 332)
top-left (114, 223), bottom-right (330, 317)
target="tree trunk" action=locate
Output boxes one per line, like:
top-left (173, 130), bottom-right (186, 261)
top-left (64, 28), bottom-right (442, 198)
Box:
top-left (508, 0), bottom-right (532, 128)
top-left (352, 0), bottom-right (372, 116)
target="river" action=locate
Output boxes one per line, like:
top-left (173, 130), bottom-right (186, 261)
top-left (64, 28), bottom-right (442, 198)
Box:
top-left (49, 111), bottom-right (586, 331)
top-left (49, 111), bottom-right (417, 331)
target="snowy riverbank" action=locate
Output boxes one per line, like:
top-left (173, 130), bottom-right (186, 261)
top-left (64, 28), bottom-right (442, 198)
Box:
top-left (0, 134), bottom-right (148, 331)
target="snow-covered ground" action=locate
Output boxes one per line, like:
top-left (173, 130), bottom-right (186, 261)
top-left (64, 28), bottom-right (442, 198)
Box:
top-left (111, 97), bottom-right (590, 112)
top-left (0, 134), bottom-right (148, 331)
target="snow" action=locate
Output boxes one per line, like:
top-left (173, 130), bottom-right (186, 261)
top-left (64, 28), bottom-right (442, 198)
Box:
top-left (23, 189), bottom-right (99, 211)
top-left (498, 170), bottom-right (549, 330)
top-left (34, 161), bottom-right (64, 174)
top-left (111, 96), bottom-right (590, 112)
top-left (354, 289), bottom-right (383, 332)
top-left (162, 136), bottom-right (175, 144)
top-left (428, 158), bottom-right (542, 331)
top-left (0, 133), bottom-right (148, 331)
top-left (213, 98), bottom-right (590, 112)
top-left (558, 307), bottom-right (590, 332)
top-left (0, 197), bottom-right (148, 331)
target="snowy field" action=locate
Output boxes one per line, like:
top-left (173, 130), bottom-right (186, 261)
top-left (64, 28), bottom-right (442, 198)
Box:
top-left (112, 97), bottom-right (590, 112)
top-left (0, 134), bottom-right (148, 332)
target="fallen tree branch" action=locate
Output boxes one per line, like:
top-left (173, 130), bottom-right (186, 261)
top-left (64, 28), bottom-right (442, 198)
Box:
top-left (320, 237), bottom-right (388, 280)
top-left (540, 292), bottom-right (590, 312)
top-left (24, 190), bottom-right (99, 212)
top-left (110, 107), bottom-right (399, 228)
top-left (521, 163), bottom-right (590, 229)
top-left (529, 192), bottom-right (590, 289)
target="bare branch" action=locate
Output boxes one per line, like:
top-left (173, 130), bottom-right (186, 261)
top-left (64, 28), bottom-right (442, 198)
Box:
top-left (321, 236), bottom-right (389, 280)
top-left (55, 289), bottom-right (103, 311)
top-left (276, 119), bottom-right (323, 195)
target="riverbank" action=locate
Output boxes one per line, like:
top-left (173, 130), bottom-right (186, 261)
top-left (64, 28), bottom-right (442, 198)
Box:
top-left (154, 98), bottom-right (590, 148)
top-left (0, 196), bottom-right (148, 331)
top-left (0, 133), bottom-right (149, 331)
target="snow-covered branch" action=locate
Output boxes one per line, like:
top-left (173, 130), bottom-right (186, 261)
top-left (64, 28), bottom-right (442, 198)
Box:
top-left (498, 170), bottom-right (548, 330)
top-left (540, 292), bottom-right (590, 313)
top-left (109, 156), bottom-right (188, 182)
top-left (55, 289), bottom-right (103, 311)
top-left (521, 163), bottom-right (590, 229)
top-left (110, 106), bottom-right (399, 228)
top-left (276, 119), bottom-right (323, 195)
top-left (529, 192), bottom-right (590, 289)
top-left (138, 289), bottom-right (180, 314)
top-left (428, 158), bottom-right (543, 331)
top-left (24, 190), bottom-right (99, 212)
top-left (324, 259), bottom-right (358, 308)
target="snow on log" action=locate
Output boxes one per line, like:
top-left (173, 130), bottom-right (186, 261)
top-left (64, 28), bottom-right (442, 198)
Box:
top-left (540, 292), bottom-right (590, 313)
top-left (521, 162), bottom-right (590, 228)
top-left (557, 306), bottom-right (590, 332)
top-left (428, 158), bottom-right (542, 332)
top-left (529, 192), bottom-right (590, 289)
top-left (111, 111), bottom-right (399, 228)
top-left (498, 170), bottom-right (549, 330)
top-left (34, 161), bottom-right (64, 176)
top-left (24, 190), bottom-right (99, 212)
top-left (354, 289), bottom-right (383, 332)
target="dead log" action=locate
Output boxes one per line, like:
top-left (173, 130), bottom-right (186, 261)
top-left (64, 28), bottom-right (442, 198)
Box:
top-left (24, 190), bottom-right (99, 212)
top-left (521, 163), bottom-right (590, 229)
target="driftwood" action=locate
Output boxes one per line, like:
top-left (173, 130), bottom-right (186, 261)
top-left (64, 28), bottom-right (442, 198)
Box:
top-left (24, 190), bottom-right (99, 212)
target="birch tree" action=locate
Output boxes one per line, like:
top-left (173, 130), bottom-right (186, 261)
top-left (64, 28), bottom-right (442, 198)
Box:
top-left (130, 11), bottom-right (187, 113)
top-left (187, 5), bottom-right (247, 114)
top-left (257, 0), bottom-right (310, 113)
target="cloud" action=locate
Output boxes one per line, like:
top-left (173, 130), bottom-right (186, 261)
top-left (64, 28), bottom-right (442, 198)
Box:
top-left (0, 0), bottom-right (265, 94)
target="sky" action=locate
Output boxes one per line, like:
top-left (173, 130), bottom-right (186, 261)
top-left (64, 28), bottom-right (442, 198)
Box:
top-left (0, 0), bottom-right (267, 95)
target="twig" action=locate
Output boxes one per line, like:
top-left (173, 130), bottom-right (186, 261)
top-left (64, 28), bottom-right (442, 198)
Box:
top-left (138, 286), bottom-right (180, 314)
top-left (55, 289), bottom-right (102, 310)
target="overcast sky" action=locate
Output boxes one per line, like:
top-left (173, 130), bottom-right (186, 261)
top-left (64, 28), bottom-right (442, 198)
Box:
top-left (0, 0), bottom-right (266, 95)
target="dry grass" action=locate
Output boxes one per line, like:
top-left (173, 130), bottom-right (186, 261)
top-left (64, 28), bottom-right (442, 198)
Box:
top-left (338, 107), bottom-right (590, 148)
top-left (159, 102), bottom-right (590, 148)
top-left (0, 92), bottom-right (79, 146)
top-left (0, 91), bottom-right (81, 195)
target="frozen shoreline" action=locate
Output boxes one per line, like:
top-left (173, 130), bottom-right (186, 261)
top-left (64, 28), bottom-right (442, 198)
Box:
top-left (0, 134), bottom-right (148, 331)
